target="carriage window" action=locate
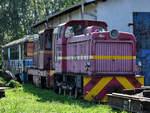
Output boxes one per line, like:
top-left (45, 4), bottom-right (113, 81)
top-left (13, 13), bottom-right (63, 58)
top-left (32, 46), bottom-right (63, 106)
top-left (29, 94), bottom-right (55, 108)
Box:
top-left (24, 43), bottom-right (27, 57)
top-left (10, 45), bottom-right (19, 60)
top-left (3, 48), bottom-right (8, 60)
top-left (39, 34), bottom-right (44, 49)
top-left (65, 24), bottom-right (83, 38)
top-left (45, 32), bottom-right (52, 49)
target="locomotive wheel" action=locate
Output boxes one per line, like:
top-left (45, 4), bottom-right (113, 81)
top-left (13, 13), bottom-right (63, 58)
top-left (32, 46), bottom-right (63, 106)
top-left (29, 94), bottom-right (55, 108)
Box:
top-left (74, 88), bottom-right (78, 99)
top-left (59, 87), bottom-right (62, 94)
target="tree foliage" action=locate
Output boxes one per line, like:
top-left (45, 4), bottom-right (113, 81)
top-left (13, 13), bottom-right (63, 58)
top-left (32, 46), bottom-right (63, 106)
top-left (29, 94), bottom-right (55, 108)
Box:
top-left (0, 0), bottom-right (81, 41)
top-left (0, 0), bottom-right (81, 64)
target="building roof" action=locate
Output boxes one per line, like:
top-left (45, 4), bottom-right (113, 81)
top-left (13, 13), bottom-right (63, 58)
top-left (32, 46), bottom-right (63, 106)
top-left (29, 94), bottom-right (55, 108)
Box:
top-left (2, 35), bottom-right (36, 48)
top-left (32, 0), bottom-right (97, 28)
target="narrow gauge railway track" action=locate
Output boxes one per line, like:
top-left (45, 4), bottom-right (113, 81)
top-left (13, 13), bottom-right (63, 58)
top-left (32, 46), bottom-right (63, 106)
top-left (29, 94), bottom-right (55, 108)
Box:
top-left (108, 86), bottom-right (150, 113)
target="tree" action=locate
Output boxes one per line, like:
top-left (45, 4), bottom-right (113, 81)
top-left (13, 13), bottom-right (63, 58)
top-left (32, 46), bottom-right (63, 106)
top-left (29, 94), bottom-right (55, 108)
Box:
top-left (0, 0), bottom-right (82, 42)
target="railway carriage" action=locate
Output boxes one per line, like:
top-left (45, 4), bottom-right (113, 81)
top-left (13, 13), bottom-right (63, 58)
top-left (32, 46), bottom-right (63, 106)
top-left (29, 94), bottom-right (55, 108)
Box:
top-left (2, 35), bottom-right (35, 82)
top-left (53, 20), bottom-right (144, 102)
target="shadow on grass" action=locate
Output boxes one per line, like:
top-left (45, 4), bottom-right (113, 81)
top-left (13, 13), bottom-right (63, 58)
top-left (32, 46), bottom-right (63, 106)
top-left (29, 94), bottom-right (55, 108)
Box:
top-left (22, 83), bottom-right (123, 112)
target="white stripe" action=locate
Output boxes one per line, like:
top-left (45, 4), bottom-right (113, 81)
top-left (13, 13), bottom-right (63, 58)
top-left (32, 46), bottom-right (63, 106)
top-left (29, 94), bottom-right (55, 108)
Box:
top-left (57, 56), bottom-right (92, 60)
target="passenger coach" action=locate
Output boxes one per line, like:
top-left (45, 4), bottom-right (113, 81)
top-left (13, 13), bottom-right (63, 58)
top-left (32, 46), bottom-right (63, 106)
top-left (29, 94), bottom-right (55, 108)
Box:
top-left (2, 35), bottom-right (36, 82)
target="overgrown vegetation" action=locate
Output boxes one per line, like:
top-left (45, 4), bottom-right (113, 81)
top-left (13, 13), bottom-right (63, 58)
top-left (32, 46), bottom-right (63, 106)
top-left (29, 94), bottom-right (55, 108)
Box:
top-left (6, 80), bottom-right (22, 88)
top-left (0, 77), bottom-right (21, 88)
top-left (0, 84), bottom-right (128, 113)
top-left (0, 77), bottom-right (6, 87)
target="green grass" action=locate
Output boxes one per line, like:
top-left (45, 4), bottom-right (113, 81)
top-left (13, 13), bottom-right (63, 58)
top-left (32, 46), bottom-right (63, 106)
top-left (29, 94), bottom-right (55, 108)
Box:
top-left (0, 77), bottom-right (6, 87)
top-left (0, 84), bottom-right (129, 113)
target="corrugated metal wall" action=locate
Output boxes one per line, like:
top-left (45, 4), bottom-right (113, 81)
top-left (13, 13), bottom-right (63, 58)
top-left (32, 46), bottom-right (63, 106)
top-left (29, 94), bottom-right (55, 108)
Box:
top-left (95, 42), bottom-right (133, 73)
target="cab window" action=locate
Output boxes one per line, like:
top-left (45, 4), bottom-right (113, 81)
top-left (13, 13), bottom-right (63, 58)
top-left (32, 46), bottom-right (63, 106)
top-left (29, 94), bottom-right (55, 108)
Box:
top-left (45, 32), bottom-right (52, 49)
top-left (53, 28), bottom-right (58, 39)
top-left (65, 24), bottom-right (83, 38)
top-left (88, 23), bottom-right (106, 31)
top-left (59, 26), bottom-right (64, 39)
top-left (39, 33), bottom-right (44, 49)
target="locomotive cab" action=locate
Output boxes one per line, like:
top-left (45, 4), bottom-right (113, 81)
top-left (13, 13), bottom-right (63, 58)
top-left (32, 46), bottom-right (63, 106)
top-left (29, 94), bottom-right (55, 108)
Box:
top-left (34, 28), bottom-right (53, 70)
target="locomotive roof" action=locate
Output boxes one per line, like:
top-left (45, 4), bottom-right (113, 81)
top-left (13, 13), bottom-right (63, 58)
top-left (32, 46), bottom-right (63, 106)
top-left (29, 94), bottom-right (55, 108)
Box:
top-left (58, 20), bottom-right (107, 28)
top-left (3, 35), bottom-right (35, 48)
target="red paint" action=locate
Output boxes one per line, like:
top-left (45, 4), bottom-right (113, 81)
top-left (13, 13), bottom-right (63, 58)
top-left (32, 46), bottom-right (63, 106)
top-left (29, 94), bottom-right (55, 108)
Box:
top-left (95, 77), bottom-right (123, 101)
top-left (84, 77), bottom-right (102, 96)
top-left (126, 77), bottom-right (142, 88)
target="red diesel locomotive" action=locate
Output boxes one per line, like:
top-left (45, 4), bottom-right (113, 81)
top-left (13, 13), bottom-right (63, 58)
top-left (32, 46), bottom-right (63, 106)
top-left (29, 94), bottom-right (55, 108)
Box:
top-left (28, 20), bottom-right (144, 102)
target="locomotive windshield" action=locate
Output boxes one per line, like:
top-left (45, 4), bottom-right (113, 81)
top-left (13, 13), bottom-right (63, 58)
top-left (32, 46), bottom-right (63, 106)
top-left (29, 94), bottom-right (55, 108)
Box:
top-left (65, 24), bottom-right (105, 38)
top-left (65, 24), bottom-right (83, 38)
top-left (96, 26), bottom-right (105, 31)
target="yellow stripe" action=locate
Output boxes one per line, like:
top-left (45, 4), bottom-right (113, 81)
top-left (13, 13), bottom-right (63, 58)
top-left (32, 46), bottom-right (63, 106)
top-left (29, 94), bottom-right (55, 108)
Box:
top-left (34, 50), bottom-right (52, 55)
top-left (33, 52), bottom-right (37, 55)
top-left (58, 56), bottom-right (136, 60)
top-left (50, 70), bottom-right (55, 76)
top-left (84, 77), bottom-right (113, 101)
top-left (136, 76), bottom-right (144, 86)
top-left (27, 53), bottom-right (33, 56)
top-left (39, 50), bottom-right (52, 54)
top-left (84, 77), bottom-right (92, 87)
top-left (62, 56), bottom-right (67, 60)
top-left (93, 56), bottom-right (136, 60)
top-left (101, 96), bottom-right (108, 102)
top-left (115, 77), bottom-right (135, 89)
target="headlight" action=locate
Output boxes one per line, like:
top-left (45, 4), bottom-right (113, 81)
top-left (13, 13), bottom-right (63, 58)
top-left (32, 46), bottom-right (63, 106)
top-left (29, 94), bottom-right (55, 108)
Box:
top-left (109, 29), bottom-right (119, 39)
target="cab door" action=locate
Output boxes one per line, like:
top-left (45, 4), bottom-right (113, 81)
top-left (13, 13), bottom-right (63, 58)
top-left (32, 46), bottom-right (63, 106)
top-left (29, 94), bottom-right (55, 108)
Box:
top-left (54, 26), bottom-right (65, 73)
